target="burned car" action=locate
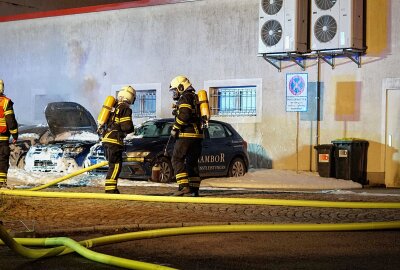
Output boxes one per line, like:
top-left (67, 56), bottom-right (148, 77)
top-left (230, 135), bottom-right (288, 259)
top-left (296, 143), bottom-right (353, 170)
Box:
top-left (18, 102), bottom-right (99, 173)
top-left (10, 124), bottom-right (50, 168)
top-left (85, 118), bottom-right (249, 182)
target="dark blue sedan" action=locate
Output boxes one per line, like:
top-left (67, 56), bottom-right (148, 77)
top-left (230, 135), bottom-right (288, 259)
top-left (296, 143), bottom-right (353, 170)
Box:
top-left (84, 118), bottom-right (249, 182)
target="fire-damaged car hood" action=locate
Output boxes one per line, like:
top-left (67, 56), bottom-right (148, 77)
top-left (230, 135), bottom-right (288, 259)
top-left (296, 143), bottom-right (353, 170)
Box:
top-left (21, 102), bottom-right (100, 173)
top-left (45, 102), bottom-right (97, 136)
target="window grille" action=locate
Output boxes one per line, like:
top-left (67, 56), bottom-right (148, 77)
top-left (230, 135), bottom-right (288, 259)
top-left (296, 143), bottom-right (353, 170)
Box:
top-left (209, 86), bottom-right (256, 116)
top-left (116, 89), bottom-right (156, 118)
top-left (132, 89), bottom-right (156, 118)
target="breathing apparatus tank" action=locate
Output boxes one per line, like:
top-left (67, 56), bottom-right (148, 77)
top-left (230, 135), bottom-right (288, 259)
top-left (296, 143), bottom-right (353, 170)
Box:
top-left (197, 89), bottom-right (210, 128)
top-left (97, 96), bottom-right (116, 133)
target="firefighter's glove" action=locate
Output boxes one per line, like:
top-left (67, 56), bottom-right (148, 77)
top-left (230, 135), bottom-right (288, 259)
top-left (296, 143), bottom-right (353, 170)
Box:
top-left (170, 128), bottom-right (179, 139)
top-left (172, 109), bottom-right (178, 116)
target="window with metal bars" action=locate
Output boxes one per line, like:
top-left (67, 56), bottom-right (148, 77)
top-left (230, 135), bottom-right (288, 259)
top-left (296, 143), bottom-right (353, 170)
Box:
top-left (209, 86), bottom-right (257, 116)
top-left (132, 89), bottom-right (156, 118)
top-left (115, 89), bottom-right (156, 118)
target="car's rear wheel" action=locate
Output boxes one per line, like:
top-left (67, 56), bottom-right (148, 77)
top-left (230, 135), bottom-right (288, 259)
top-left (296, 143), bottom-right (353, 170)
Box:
top-left (159, 157), bottom-right (174, 183)
top-left (228, 157), bottom-right (246, 177)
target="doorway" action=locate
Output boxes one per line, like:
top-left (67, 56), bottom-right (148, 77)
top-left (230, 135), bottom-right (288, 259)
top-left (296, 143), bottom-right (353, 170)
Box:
top-left (385, 89), bottom-right (400, 187)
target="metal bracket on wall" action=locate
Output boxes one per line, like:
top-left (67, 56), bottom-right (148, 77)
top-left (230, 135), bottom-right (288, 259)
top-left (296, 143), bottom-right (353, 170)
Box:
top-left (343, 49), bottom-right (363, 68)
top-left (318, 53), bottom-right (335, 69)
top-left (317, 49), bottom-right (364, 69)
top-left (263, 54), bottom-right (282, 72)
top-left (288, 54), bottom-right (306, 71)
top-left (262, 53), bottom-right (306, 72)
top-left (262, 49), bottom-right (366, 72)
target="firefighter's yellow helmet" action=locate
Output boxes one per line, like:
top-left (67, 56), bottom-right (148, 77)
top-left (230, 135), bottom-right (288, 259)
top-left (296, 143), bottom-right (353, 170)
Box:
top-left (0, 80), bottom-right (4, 94)
top-left (117, 86), bottom-right (136, 104)
top-left (169, 75), bottom-right (192, 93)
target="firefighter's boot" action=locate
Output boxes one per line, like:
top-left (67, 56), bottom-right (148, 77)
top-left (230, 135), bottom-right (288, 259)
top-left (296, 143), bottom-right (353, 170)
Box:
top-left (172, 186), bottom-right (190, 196)
top-left (105, 189), bottom-right (120, 194)
top-left (190, 188), bottom-right (199, 197)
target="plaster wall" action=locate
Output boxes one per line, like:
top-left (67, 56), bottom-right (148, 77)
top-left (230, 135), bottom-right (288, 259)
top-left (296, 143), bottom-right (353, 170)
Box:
top-left (0, 0), bottom-right (398, 184)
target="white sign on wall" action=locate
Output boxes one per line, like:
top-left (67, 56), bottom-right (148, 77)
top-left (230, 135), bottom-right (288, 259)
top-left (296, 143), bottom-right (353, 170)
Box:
top-left (286, 73), bottom-right (308, 112)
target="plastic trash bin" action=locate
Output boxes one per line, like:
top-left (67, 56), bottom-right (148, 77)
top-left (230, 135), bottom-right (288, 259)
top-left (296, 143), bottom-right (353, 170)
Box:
top-left (314, 144), bottom-right (335, 178)
top-left (332, 139), bottom-right (369, 185)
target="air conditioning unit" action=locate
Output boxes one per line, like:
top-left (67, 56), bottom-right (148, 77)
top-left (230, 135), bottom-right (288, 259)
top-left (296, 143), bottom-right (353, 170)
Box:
top-left (258, 0), bottom-right (309, 54)
top-left (311, 0), bottom-right (364, 51)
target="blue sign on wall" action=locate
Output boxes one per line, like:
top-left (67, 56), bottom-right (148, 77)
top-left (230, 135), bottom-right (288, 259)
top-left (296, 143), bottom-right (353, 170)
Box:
top-left (286, 73), bottom-right (308, 112)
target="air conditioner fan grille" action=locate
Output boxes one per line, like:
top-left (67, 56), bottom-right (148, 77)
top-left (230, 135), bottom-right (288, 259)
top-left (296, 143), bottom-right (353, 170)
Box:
top-left (315, 0), bottom-right (337, 11)
top-left (314, 15), bottom-right (337, 43)
top-left (261, 0), bottom-right (283, 15)
top-left (261, 20), bottom-right (282, 47)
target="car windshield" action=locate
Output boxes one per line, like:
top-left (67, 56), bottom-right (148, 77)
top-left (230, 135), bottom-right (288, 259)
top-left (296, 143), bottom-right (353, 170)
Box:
top-left (134, 121), bottom-right (172, 138)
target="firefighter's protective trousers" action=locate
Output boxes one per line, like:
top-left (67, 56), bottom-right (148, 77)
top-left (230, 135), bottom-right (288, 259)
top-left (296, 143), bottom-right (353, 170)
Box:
top-left (172, 138), bottom-right (202, 192)
top-left (104, 143), bottom-right (123, 192)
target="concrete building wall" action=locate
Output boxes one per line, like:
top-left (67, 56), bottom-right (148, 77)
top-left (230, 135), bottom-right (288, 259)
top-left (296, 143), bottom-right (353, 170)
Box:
top-left (0, 0), bottom-right (398, 185)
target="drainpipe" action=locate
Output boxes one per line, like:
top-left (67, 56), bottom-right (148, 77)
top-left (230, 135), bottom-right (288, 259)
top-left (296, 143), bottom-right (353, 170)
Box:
top-left (314, 56), bottom-right (322, 171)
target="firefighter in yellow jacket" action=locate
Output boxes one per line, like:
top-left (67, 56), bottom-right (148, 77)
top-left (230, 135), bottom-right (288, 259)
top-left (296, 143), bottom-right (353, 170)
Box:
top-left (0, 80), bottom-right (18, 188)
top-left (101, 86), bottom-right (135, 194)
top-left (169, 76), bottom-right (203, 196)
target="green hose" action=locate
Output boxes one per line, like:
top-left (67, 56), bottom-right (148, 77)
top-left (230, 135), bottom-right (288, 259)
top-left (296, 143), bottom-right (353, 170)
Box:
top-left (2, 189), bottom-right (400, 208)
top-left (0, 224), bottom-right (66, 258)
top-left (0, 223), bottom-right (175, 270)
top-left (44, 237), bottom-right (176, 270)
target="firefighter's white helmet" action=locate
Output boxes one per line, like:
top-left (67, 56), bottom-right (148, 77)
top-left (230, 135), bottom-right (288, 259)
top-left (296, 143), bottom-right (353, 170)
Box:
top-left (117, 86), bottom-right (136, 104)
top-left (170, 76), bottom-right (192, 93)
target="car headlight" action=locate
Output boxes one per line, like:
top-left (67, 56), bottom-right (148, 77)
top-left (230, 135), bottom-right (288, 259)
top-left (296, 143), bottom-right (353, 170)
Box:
top-left (49, 147), bottom-right (63, 154)
top-left (125, 151), bottom-right (150, 158)
top-left (64, 146), bottom-right (84, 154)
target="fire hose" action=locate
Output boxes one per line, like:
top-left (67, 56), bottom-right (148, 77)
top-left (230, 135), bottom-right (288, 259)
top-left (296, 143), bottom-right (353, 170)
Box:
top-left (1, 161), bottom-right (400, 269)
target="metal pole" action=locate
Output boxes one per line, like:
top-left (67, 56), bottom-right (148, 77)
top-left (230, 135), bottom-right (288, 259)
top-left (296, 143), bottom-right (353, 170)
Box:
top-left (296, 112), bottom-right (299, 174)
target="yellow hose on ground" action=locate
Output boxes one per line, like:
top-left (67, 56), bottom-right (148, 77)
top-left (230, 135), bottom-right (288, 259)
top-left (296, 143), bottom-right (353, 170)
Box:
top-left (56, 221), bottom-right (400, 256)
top-left (0, 223), bottom-right (175, 270)
top-left (2, 221), bottom-right (400, 249)
top-left (5, 159), bottom-right (398, 209)
top-left (27, 161), bottom-right (108, 191)
top-left (1, 222), bottom-right (400, 258)
top-left (1, 189), bottom-right (400, 208)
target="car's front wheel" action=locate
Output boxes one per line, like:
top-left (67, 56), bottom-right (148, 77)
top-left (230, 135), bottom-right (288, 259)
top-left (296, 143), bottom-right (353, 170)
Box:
top-left (228, 157), bottom-right (246, 177)
top-left (159, 157), bottom-right (174, 183)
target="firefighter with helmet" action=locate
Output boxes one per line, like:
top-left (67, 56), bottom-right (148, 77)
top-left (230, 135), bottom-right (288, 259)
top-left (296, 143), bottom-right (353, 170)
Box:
top-left (101, 86), bottom-right (135, 194)
top-left (169, 75), bottom-right (203, 196)
top-left (0, 79), bottom-right (18, 189)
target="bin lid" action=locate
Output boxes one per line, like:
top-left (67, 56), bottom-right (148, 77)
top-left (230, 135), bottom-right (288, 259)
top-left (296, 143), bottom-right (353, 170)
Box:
top-left (314, 144), bottom-right (334, 149)
top-left (332, 139), bottom-right (369, 145)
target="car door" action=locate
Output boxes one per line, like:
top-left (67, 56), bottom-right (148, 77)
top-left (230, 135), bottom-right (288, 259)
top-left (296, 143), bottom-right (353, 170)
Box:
top-left (199, 122), bottom-right (233, 177)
